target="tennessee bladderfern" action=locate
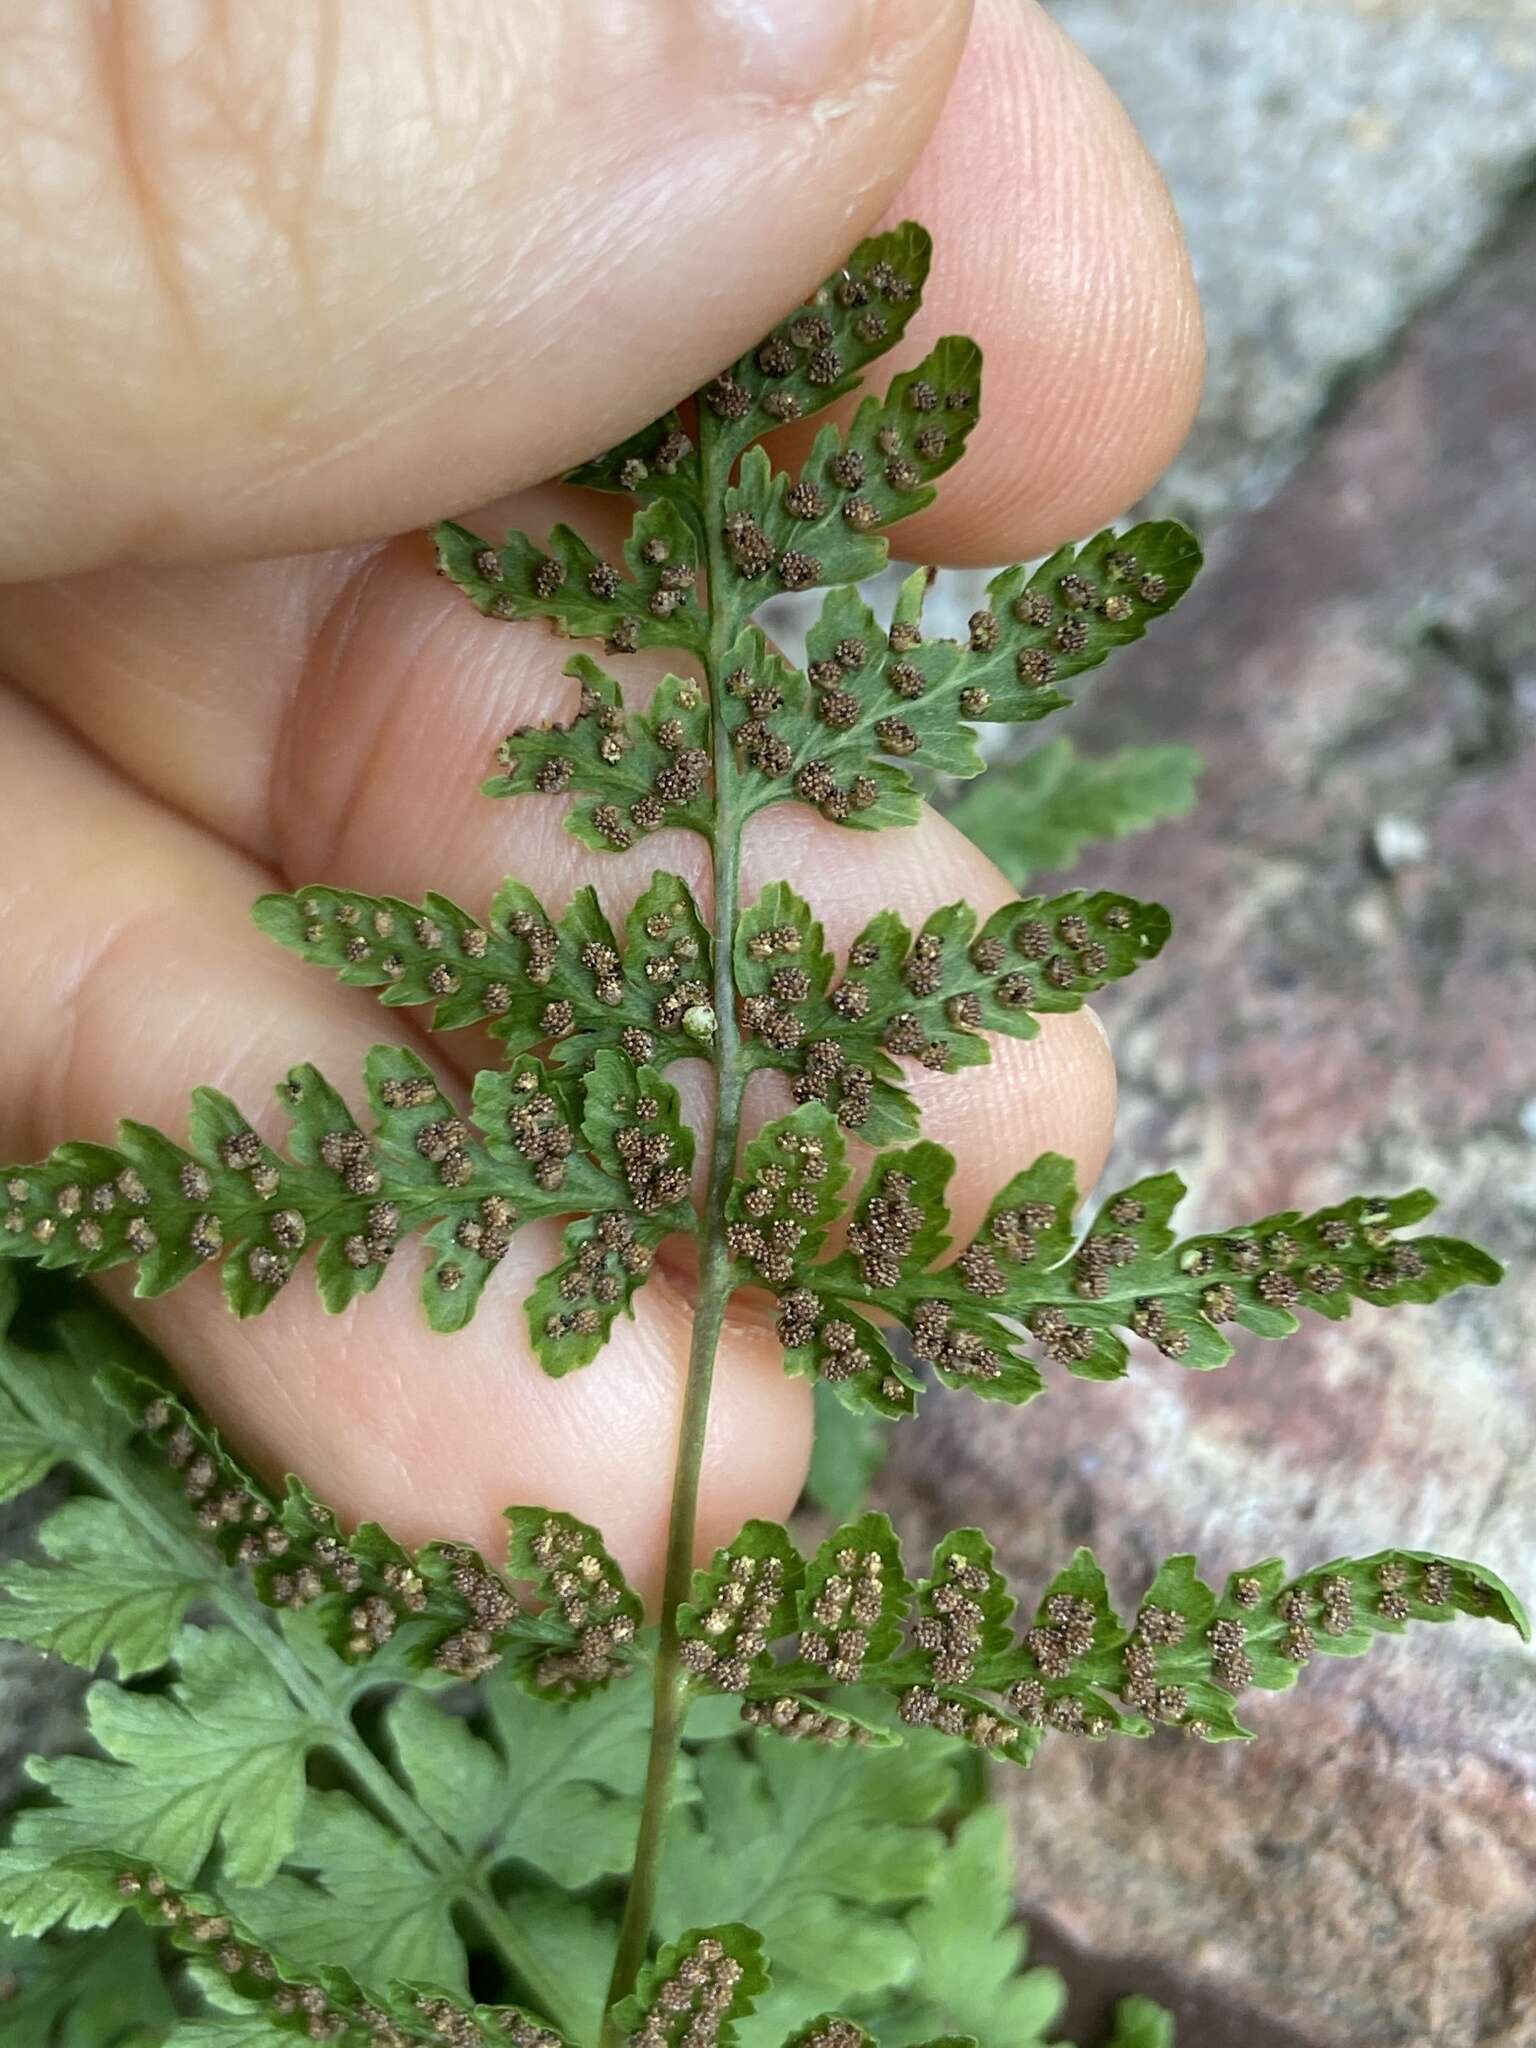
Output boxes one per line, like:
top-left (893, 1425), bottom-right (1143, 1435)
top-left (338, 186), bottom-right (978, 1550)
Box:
top-left (0, 223), bottom-right (1524, 2048)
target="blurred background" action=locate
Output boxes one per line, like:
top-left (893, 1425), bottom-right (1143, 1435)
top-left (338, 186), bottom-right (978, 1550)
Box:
top-left (4, 3), bottom-right (1535, 2044)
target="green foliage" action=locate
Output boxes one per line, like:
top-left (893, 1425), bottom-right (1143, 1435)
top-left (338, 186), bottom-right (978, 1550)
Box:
top-left (255, 873), bottom-right (716, 1070)
top-left (1101, 2001), bottom-right (1175, 2048)
top-left (0, 210), bottom-right (1521, 2048)
top-left (852, 1808), bottom-right (1065, 2046)
top-left (0, 1047), bottom-right (693, 1347)
top-left (657, 1739), bottom-right (952, 2042)
top-left (732, 882), bottom-right (1169, 1144)
top-left (4, 1625), bottom-right (314, 1909)
top-left (0, 1280), bottom-right (1155, 2048)
top-left (0, 1494), bottom-right (204, 1678)
top-left (675, 1512), bottom-right (1528, 1766)
top-left (804, 1384), bottom-right (891, 1523)
top-left (946, 739), bottom-right (1202, 886)
top-left (733, 1117), bottom-right (1501, 1416)
top-left (0, 1921), bottom-right (176, 2048)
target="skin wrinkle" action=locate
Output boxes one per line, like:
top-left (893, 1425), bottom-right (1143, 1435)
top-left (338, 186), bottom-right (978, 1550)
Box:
top-left (2, 1), bottom-right (973, 577)
top-left (89, 3), bottom-right (198, 350)
top-left (271, 542), bottom-right (401, 874)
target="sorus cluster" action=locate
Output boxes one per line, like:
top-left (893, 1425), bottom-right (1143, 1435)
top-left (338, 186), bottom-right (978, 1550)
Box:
top-left (1119, 1601), bottom-right (1192, 1726)
top-left (679, 1551), bottom-right (784, 1693)
top-left (501, 674), bottom-right (710, 849)
top-left (798, 1543), bottom-right (888, 1682)
top-left (542, 1211), bottom-right (655, 1347)
top-left (1002, 546), bottom-right (1171, 695)
top-left (626, 1933), bottom-right (744, 2048)
top-left (523, 1516), bottom-right (640, 1694)
top-left (739, 1696), bottom-right (873, 1747)
top-left (432, 1545), bottom-right (519, 1681)
top-left (727, 1126), bottom-right (832, 1288)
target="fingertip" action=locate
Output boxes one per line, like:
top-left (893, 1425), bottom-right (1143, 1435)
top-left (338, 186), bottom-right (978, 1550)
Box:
top-left (844, 0), bottom-right (1205, 563)
top-left (3, 0), bottom-right (974, 579)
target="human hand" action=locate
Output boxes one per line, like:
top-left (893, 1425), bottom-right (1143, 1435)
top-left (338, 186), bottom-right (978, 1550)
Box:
top-left (0, 0), bottom-right (1202, 1594)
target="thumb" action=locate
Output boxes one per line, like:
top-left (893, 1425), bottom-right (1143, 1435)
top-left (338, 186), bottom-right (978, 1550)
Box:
top-left (1, 0), bottom-right (970, 582)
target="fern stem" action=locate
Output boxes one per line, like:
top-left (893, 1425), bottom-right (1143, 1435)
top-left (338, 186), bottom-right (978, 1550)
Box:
top-left (601, 438), bottom-right (748, 2040)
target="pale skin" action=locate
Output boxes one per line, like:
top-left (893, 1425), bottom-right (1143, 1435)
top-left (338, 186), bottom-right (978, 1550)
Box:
top-left (0, 0), bottom-right (1203, 1600)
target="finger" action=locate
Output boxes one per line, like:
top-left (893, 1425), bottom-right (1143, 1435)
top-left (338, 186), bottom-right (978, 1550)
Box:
top-left (767, 0), bottom-right (1205, 562)
top-left (0, 688), bottom-right (810, 1597)
top-left (1, 0), bottom-right (969, 582)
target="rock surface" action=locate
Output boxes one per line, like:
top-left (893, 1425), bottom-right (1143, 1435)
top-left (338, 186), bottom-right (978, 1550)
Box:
top-left (1055, 0), bottom-right (1536, 526)
top-left (895, 201), bottom-right (1536, 2046)
top-left (0, 1483), bottom-right (81, 1809)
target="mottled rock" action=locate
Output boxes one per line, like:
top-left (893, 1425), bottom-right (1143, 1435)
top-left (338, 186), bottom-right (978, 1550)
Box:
top-left (0, 1482), bottom-right (83, 1806)
top-left (898, 211), bottom-right (1536, 2043)
top-left (1056, 0), bottom-right (1536, 525)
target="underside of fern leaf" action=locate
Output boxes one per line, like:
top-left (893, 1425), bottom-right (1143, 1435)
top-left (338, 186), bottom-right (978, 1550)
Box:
top-left (677, 1513), bottom-right (1528, 1764)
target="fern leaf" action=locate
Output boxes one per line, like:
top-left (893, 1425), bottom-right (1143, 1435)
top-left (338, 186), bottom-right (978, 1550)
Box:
top-left (0, 1920), bottom-right (177, 2048)
top-left (854, 1806), bottom-right (1067, 2046)
top-left (724, 526), bottom-right (1198, 834)
top-left (111, 1869), bottom-right (574, 2048)
top-left (965, 522), bottom-right (1204, 720)
top-left (483, 659), bottom-right (715, 853)
top-left (779, 2024), bottom-right (976, 2048)
top-left (677, 1521), bottom-right (1528, 1765)
top-left (947, 737), bottom-right (1203, 887)
top-left (569, 223), bottom-right (934, 509)
top-left (0, 1048), bottom-right (693, 1347)
top-left (1103, 1997), bottom-right (1177, 2048)
top-left (719, 337), bottom-right (983, 603)
top-left (733, 1115), bottom-right (1501, 1412)
top-left (733, 884), bottom-right (1168, 1143)
top-left (0, 1628), bottom-right (313, 1918)
top-left (435, 498), bottom-right (704, 657)
top-left (0, 1497), bottom-right (204, 1679)
top-left (0, 1283), bottom-right (604, 1688)
top-left (217, 1678), bottom-right (653, 1997)
top-left (256, 873), bottom-right (716, 1071)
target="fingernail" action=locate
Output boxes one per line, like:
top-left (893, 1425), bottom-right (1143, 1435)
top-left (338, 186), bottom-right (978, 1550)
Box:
top-left (701, 0), bottom-right (916, 99)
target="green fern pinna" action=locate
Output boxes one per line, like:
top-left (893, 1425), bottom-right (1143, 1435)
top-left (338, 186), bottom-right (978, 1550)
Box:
top-left (0, 225), bottom-right (1523, 2048)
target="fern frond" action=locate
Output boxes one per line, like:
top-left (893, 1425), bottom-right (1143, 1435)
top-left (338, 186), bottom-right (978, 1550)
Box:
top-left (733, 883), bottom-right (1169, 1143)
top-left (0, 1048), bottom-right (694, 1349)
top-left (0, 1280), bottom-right (634, 1686)
top-left (569, 222), bottom-right (934, 502)
top-left (678, 1516), bottom-right (1528, 1763)
top-left (256, 872), bottom-right (716, 1067)
top-left (729, 1114), bottom-right (1501, 1412)
top-left (435, 497), bottom-right (705, 657)
top-left (111, 1863), bottom-right (573, 2047)
top-left (725, 527), bottom-right (1197, 832)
